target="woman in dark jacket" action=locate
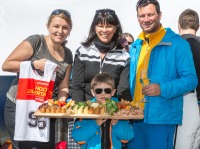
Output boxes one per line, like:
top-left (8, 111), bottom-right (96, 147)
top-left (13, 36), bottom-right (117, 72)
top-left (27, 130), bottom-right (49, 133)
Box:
top-left (69, 9), bottom-right (132, 149)
top-left (71, 8), bottom-right (132, 102)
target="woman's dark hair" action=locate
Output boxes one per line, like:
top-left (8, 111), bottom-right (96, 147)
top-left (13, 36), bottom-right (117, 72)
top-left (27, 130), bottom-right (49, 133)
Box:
top-left (81, 9), bottom-right (123, 49)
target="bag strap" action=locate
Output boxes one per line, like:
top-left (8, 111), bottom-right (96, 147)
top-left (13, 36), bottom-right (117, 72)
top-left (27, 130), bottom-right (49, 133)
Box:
top-left (35, 35), bottom-right (43, 56)
top-left (43, 60), bottom-right (57, 76)
top-left (29, 35), bottom-right (43, 61)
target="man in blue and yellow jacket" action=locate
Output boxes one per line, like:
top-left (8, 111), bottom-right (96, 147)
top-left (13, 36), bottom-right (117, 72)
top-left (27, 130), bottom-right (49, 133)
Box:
top-left (128, 0), bottom-right (197, 149)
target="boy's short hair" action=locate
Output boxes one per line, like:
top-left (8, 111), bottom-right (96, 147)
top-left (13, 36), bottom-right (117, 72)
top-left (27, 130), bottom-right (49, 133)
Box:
top-left (178, 9), bottom-right (199, 32)
top-left (91, 72), bottom-right (115, 89)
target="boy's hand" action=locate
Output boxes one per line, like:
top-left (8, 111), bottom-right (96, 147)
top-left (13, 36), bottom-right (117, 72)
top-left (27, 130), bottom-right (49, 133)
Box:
top-left (111, 119), bottom-right (118, 125)
top-left (96, 119), bottom-right (107, 126)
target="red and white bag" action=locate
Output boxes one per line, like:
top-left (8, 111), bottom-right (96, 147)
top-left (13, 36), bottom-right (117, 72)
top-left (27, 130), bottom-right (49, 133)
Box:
top-left (14, 60), bottom-right (57, 142)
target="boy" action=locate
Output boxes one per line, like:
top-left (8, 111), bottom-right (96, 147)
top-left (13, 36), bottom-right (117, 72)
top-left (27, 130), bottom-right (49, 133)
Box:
top-left (72, 72), bottom-right (134, 149)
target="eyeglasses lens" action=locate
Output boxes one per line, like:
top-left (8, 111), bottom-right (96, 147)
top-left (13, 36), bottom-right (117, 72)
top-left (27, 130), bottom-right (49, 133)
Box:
top-left (95, 88), bottom-right (112, 94)
top-left (51, 9), bottom-right (71, 18)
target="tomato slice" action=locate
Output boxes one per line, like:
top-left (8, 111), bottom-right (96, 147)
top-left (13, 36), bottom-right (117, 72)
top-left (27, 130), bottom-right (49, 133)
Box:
top-left (61, 101), bottom-right (66, 106)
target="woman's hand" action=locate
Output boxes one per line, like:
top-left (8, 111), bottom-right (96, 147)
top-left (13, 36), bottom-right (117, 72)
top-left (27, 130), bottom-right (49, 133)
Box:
top-left (33, 59), bottom-right (60, 72)
top-left (33, 59), bottom-right (47, 71)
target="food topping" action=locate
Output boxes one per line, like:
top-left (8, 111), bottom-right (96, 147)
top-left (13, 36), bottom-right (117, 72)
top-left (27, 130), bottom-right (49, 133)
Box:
top-left (37, 98), bottom-right (144, 117)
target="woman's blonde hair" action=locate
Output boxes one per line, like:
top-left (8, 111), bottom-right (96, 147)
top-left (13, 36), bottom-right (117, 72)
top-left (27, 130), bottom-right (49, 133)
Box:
top-left (47, 9), bottom-right (72, 29)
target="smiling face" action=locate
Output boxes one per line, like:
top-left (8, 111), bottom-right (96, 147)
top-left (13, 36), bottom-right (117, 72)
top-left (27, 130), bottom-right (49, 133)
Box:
top-left (95, 23), bottom-right (116, 44)
top-left (137, 4), bottom-right (162, 34)
top-left (47, 16), bottom-right (71, 44)
top-left (91, 83), bottom-right (116, 104)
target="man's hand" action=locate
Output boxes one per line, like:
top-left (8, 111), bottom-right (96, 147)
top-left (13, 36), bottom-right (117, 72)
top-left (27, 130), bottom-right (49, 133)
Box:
top-left (142, 83), bottom-right (160, 96)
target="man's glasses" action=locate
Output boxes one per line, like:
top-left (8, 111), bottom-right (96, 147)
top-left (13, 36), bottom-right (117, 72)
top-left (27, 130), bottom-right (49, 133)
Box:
top-left (51, 9), bottom-right (71, 18)
top-left (96, 9), bottom-right (115, 15)
top-left (94, 88), bottom-right (112, 94)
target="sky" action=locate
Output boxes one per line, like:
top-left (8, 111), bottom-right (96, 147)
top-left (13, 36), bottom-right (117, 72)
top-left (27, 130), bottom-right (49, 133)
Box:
top-left (0, 0), bottom-right (200, 75)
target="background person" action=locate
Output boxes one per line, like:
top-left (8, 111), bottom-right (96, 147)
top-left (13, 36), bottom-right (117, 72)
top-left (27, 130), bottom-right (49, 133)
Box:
top-left (175, 8), bottom-right (200, 149)
top-left (128, 1), bottom-right (197, 149)
top-left (72, 72), bottom-right (134, 149)
top-left (2, 9), bottom-right (73, 149)
top-left (121, 32), bottom-right (134, 52)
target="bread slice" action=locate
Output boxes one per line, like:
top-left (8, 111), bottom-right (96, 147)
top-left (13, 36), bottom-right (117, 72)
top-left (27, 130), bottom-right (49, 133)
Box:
top-left (51, 105), bottom-right (57, 113)
top-left (83, 106), bottom-right (89, 114)
top-left (100, 106), bottom-right (105, 115)
top-left (56, 106), bottom-right (61, 113)
top-left (66, 107), bottom-right (72, 114)
top-left (73, 105), bottom-right (79, 114)
top-left (77, 106), bottom-right (84, 114)
top-left (88, 107), bottom-right (94, 114)
top-left (61, 106), bottom-right (67, 113)
top-left (39, 103), bottom-right (48, 113)
top-left (46, 106), bottom-right (51, 113)
top-left (94, 106), bottom-right (100, 114)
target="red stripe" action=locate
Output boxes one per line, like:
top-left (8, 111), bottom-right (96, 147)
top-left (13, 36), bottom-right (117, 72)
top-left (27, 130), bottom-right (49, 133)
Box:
top-left (17, 78), bottom-right (54, 102)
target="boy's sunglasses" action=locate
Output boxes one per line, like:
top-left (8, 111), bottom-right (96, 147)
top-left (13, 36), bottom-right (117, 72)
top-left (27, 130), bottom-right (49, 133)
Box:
top-left (51, 9), bottom-right (71, 18)
top-left (96, 9), bottom-right (115, 15)
top-left (94, 88), bottom-right (112, 94)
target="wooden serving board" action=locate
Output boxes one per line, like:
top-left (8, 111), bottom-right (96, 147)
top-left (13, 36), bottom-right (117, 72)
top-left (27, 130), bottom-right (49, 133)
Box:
top-left (34, 110), bottom-right (144, 120)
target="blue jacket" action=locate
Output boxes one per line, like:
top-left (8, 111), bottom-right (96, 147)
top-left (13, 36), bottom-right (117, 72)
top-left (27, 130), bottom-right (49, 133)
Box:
top-left (129, 28), bottom-right (197, 124)
top-left (72, 98), bottom-right (134, 149)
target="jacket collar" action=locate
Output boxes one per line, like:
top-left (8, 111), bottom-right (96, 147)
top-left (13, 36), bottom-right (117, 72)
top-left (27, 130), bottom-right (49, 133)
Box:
top-left (134, 27), bottom-right (178, 47)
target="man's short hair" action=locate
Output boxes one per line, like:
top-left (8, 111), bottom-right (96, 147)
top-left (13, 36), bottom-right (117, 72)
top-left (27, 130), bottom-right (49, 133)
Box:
top-left (136, 0), bottom-right (161, 14)
top-left (178, 9), bottom-right (199, 31)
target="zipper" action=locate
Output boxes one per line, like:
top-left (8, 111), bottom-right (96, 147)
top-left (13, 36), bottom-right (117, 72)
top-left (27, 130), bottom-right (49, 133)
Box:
top-left (100, 53), bottom-right (107, 73)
